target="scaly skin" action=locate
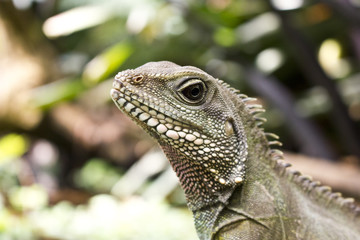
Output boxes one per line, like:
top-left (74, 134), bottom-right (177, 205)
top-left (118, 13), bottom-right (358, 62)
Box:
top-left (110, 61), bottom-right (360, 240)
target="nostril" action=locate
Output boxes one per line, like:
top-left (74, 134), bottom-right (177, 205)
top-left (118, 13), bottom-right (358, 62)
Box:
top-left (131, 75), bottom-right (144, 85)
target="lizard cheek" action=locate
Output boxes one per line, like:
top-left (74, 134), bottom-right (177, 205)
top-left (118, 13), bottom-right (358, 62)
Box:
top-left (224, 118), bottom-right (235, 136)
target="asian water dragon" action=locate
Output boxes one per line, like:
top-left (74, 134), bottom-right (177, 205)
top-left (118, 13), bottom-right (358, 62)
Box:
top-left (110, 61), bottom-right (360, 240)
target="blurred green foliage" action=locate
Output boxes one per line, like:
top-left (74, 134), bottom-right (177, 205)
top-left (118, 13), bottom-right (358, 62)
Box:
top-left (32, 78), bottom-right (86, 110)
top-left (1, 194), bottom-right (195, 240)
top-left (0, 134), bottom-right (28, 164)
top-left (0, 0), bottom-right (360, 239)
top-left (8, 185), bottom-right (48, 211)
top-left (74, 158), bottom-right (123, 193)
top-left (83, 41), bottom-right (134, 85)
top-left (30, 196), bottom-right (195, 240)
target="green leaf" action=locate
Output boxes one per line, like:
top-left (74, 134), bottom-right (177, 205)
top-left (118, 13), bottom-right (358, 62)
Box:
top-left (31, 78), bottom-right (85, 110)
top-left (213, 27), bottom-right (236, 47)
top-left (82, 41), bottom-right (133, 85)
top-left (0, 134), bottom-right (28, 164)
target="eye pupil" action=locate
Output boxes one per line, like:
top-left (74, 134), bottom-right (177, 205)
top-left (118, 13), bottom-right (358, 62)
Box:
top-left (182, 83), bottom-right (204, 101)
top-left (190, 86), bottom-right (200, 97)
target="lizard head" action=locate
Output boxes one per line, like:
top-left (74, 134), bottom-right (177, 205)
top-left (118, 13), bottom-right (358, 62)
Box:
top-left (111, 61), bottom-right (247, 202)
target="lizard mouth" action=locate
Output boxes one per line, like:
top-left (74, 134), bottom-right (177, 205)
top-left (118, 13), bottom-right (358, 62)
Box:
top-left (110, 80), bottom-right (208, 146)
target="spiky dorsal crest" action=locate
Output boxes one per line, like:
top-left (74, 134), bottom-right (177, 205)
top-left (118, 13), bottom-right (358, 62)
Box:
top-left (218, 78), bottom-right (360, 220)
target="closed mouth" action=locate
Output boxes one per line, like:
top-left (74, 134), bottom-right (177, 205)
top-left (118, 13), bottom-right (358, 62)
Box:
top-left (110, 80), bottom-right (209, 147)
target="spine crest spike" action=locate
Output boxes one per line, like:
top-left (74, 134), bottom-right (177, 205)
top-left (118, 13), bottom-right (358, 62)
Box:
top-left (246, 104), bottom-right (263, 109)
top-left (242, 97), bottom-right (257, 103)
top-left (270, 149), bottom-right (284, 155)
top-left (256, 121), bottom-right (264, 127)
top-left (283, 162), bottom-right (291, 168)
top-left (287, 170), bottom-right (300, 180)
top-left (341, 198), bottom-right (354, 207)
top-left (265, 132), bottom-right (280, 140)
top-left (297, 175), bottom-right (312, 184)
top-left (308, 181), bottom-right (320, 192)
top-left (279, 162), bottom-right (291, 176)
top-left (317, 186), bottom-right (332, 195)
top-left (254, 117), bottom-right (267, 122)
top-left (271, 154), bottom-right (283, 161)
top-left (250, 108), bottom-right (266, 114)
top-left (269, 149), bottom-right (284, 162)
top-left (330, 192), bottom-right (342, 200)
top-left (237, 93), bottom-right (248, 98)
top-left (268, 140), bottom-right (283, 147)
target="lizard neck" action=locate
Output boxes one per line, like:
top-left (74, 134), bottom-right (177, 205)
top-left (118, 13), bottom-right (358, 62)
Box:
top-left (189, 115), bottom-right (290, 240)
top-left (161, 144), bottom-right (237, 211)
top-left (162, 143), bottom-right (240, 240)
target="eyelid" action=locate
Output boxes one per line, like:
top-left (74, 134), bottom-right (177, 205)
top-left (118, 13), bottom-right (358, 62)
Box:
top-left (176, 79), bottom-right (206, 92)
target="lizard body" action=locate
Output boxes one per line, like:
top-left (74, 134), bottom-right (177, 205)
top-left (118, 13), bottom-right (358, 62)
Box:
top-left (110, 61), bottom-right (360, 240)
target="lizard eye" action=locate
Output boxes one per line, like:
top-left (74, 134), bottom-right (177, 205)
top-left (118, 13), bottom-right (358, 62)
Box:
top-left (178, 79), bottom-right (207, 104)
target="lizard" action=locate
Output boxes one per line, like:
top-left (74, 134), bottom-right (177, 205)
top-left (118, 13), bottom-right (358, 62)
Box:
top-left (110, 61), bottom-right (360, 240)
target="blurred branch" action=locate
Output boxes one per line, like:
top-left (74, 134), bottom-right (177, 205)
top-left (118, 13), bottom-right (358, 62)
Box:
top-left (317, 0), bottom-right (360, 63)
top-left (240, 63), bottom-right (336, 159)
top-left (349, 27), bottom-right (360, 63)
top-left (317, 0), bottom-right (360, 26)
top-left (267, 1), bottom-right (360, 158)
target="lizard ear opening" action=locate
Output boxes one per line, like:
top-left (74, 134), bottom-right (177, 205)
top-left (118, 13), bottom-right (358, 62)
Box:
top-left (225, 118), bottom-right (235, 136)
